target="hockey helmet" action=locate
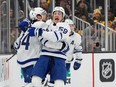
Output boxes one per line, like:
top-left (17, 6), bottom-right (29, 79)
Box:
top-left (65, 19), bottom-right (74, 25)
top-left (29, 7), bottom-right (44, 20)
top-left (52, 6), bottom-right (65, 17)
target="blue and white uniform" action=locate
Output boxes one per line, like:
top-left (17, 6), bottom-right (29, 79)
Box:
top-left (40, 21), bottom-right (71, 59)
top-left (14, 20), bottom-right (44, 83)
top-left (66, 31), bottom-right (82, 62)
top-left (65, 31), bottom-right (82, 71)
top-left (31, 20), bottom-right (71, 83)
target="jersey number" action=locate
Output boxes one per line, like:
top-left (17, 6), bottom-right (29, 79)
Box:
top-left (59, 27), bottom-right (68, 34)
top-left (21, 34), bottom-right (30, 50)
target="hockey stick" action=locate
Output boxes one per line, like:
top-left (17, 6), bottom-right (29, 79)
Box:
top-left (6, 53), bottom-right (16, 62)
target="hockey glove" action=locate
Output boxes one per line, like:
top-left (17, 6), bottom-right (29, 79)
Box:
top-left (19, 18), bottom-right (31, 32)
top-left (73, 58), bottom-right (82, 70)
top-left (60, 41), bottom-right (69, 54)
top-left (28, 27), bottom-right (43, 37)
top-left (28, 27), bottom-right (36, 36)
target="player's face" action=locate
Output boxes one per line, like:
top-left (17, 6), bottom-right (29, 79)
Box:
top-left (69, 24), bottom-right (75, 31)
top-left (37, 14), bottom-right (42, 21)
top-left (42, 14), bottom-right (47, 22)
top-left (53, 11), bottom-right (63, 24)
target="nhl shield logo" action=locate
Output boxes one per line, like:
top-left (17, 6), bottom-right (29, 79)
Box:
top-left (100, 59), bottom-right (115, 82)
top-left (102, 62), bottom-right (112, 79)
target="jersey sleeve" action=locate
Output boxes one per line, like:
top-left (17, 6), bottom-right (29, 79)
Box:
top-left (41, 22), bottom-right (71, 42)
top-left (39, 36), bottom-right (63, 50)
top-left (74, 33), bottom-right (82, 59)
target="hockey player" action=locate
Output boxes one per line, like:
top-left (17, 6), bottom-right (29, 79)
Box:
top-left (46, 19), bottom-right (83, 87)
top-left (14, 7), bottom-right (53, 85)
top-left (64, 19), bottom-right (83, 71)
top-left (26, 6), bottom-right (71, 87)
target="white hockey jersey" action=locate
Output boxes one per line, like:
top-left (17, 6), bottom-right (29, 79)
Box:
top-left (66, 31), bottom-right (82, 62)
top-left (39, 19), bottom-right (71, 59)
top-left (15, 21), bottom-right (44, 68)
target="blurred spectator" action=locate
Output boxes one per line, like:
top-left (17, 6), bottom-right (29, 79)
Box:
top-left (110, 0), bottom-right (116, 16)
top-left (107, 10), bottom-right (115, 27)
top-left (18, 0), bottom-right (38, 11)
top-left (40, 0), bottom-right (51, 13)
top-left (59, 0), bottom-right (72, 16)
top-left (93, 8), bottom-right (104, 24)
top-left (10, 27), bottom-right (18, 52)
top-left (108, 10), bottom-right (115, 21)
top-left (75, 0), bottom-right (89, 18)
top-left (80, 14), bottom-right (94, 25)
top-left (28, 0), bottom-right (38, 8)
top-left (112, 20), bottom-right (116, 31)
top-left (18, 0), bottom-right (24, 11)
top-left (10, 8), bottom-right (15, 28)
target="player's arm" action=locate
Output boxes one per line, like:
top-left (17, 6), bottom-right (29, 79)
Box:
top-left (41, 23), bottom-right (71, 42)
top-left (28, 23), bottom-right (71, 42)
top-left (39, 37), bottom-right (69, 53)
top-left (39, 37), bottom-right (62, 49)
top-left (73, 34), bottom-right (83, 70)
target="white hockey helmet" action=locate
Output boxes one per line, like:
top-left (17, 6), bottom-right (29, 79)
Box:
top-left (52, 6), bottom-right (65, 17)
top-left (29, 7), bottom-right (44, 20)
top-left (65, 19), bottom-right (75, 31)
top-left (65, 19), bottom-right (74, 25)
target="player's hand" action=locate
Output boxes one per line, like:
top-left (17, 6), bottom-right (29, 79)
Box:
top-left (19, 18), bottom-right (31, 32)
top-left (28, 27), bottom-right (36, 36)
top-left (73, 58), bottom-right (82, 70)
top-left (60, 41), bottom-right (69, 54)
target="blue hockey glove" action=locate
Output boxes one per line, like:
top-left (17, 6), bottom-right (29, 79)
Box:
top-left (73, 59), bottom-right (82, 70)
top-left (28, 27), bottom-right (43, 37)
top-left (19, 18), bottom-right (31, 32)
top-left (28, 27), bottom-right (36, 36)
top-left (60, 41), bottom-right (69, 54)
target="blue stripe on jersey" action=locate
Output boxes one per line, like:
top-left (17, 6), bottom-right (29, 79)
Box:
top-left (60, 32), bottom-right (63, 40)
top-left (44, 40), bottom-right (48, 45)
top-left (54, 31), bottom-right (59, 41)
top-left (42, 49), bottom-right (66, 56)
top-left (40, 38), bottom-right (43, 42)
top-left (17, 58), bottom-right (38, 65)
